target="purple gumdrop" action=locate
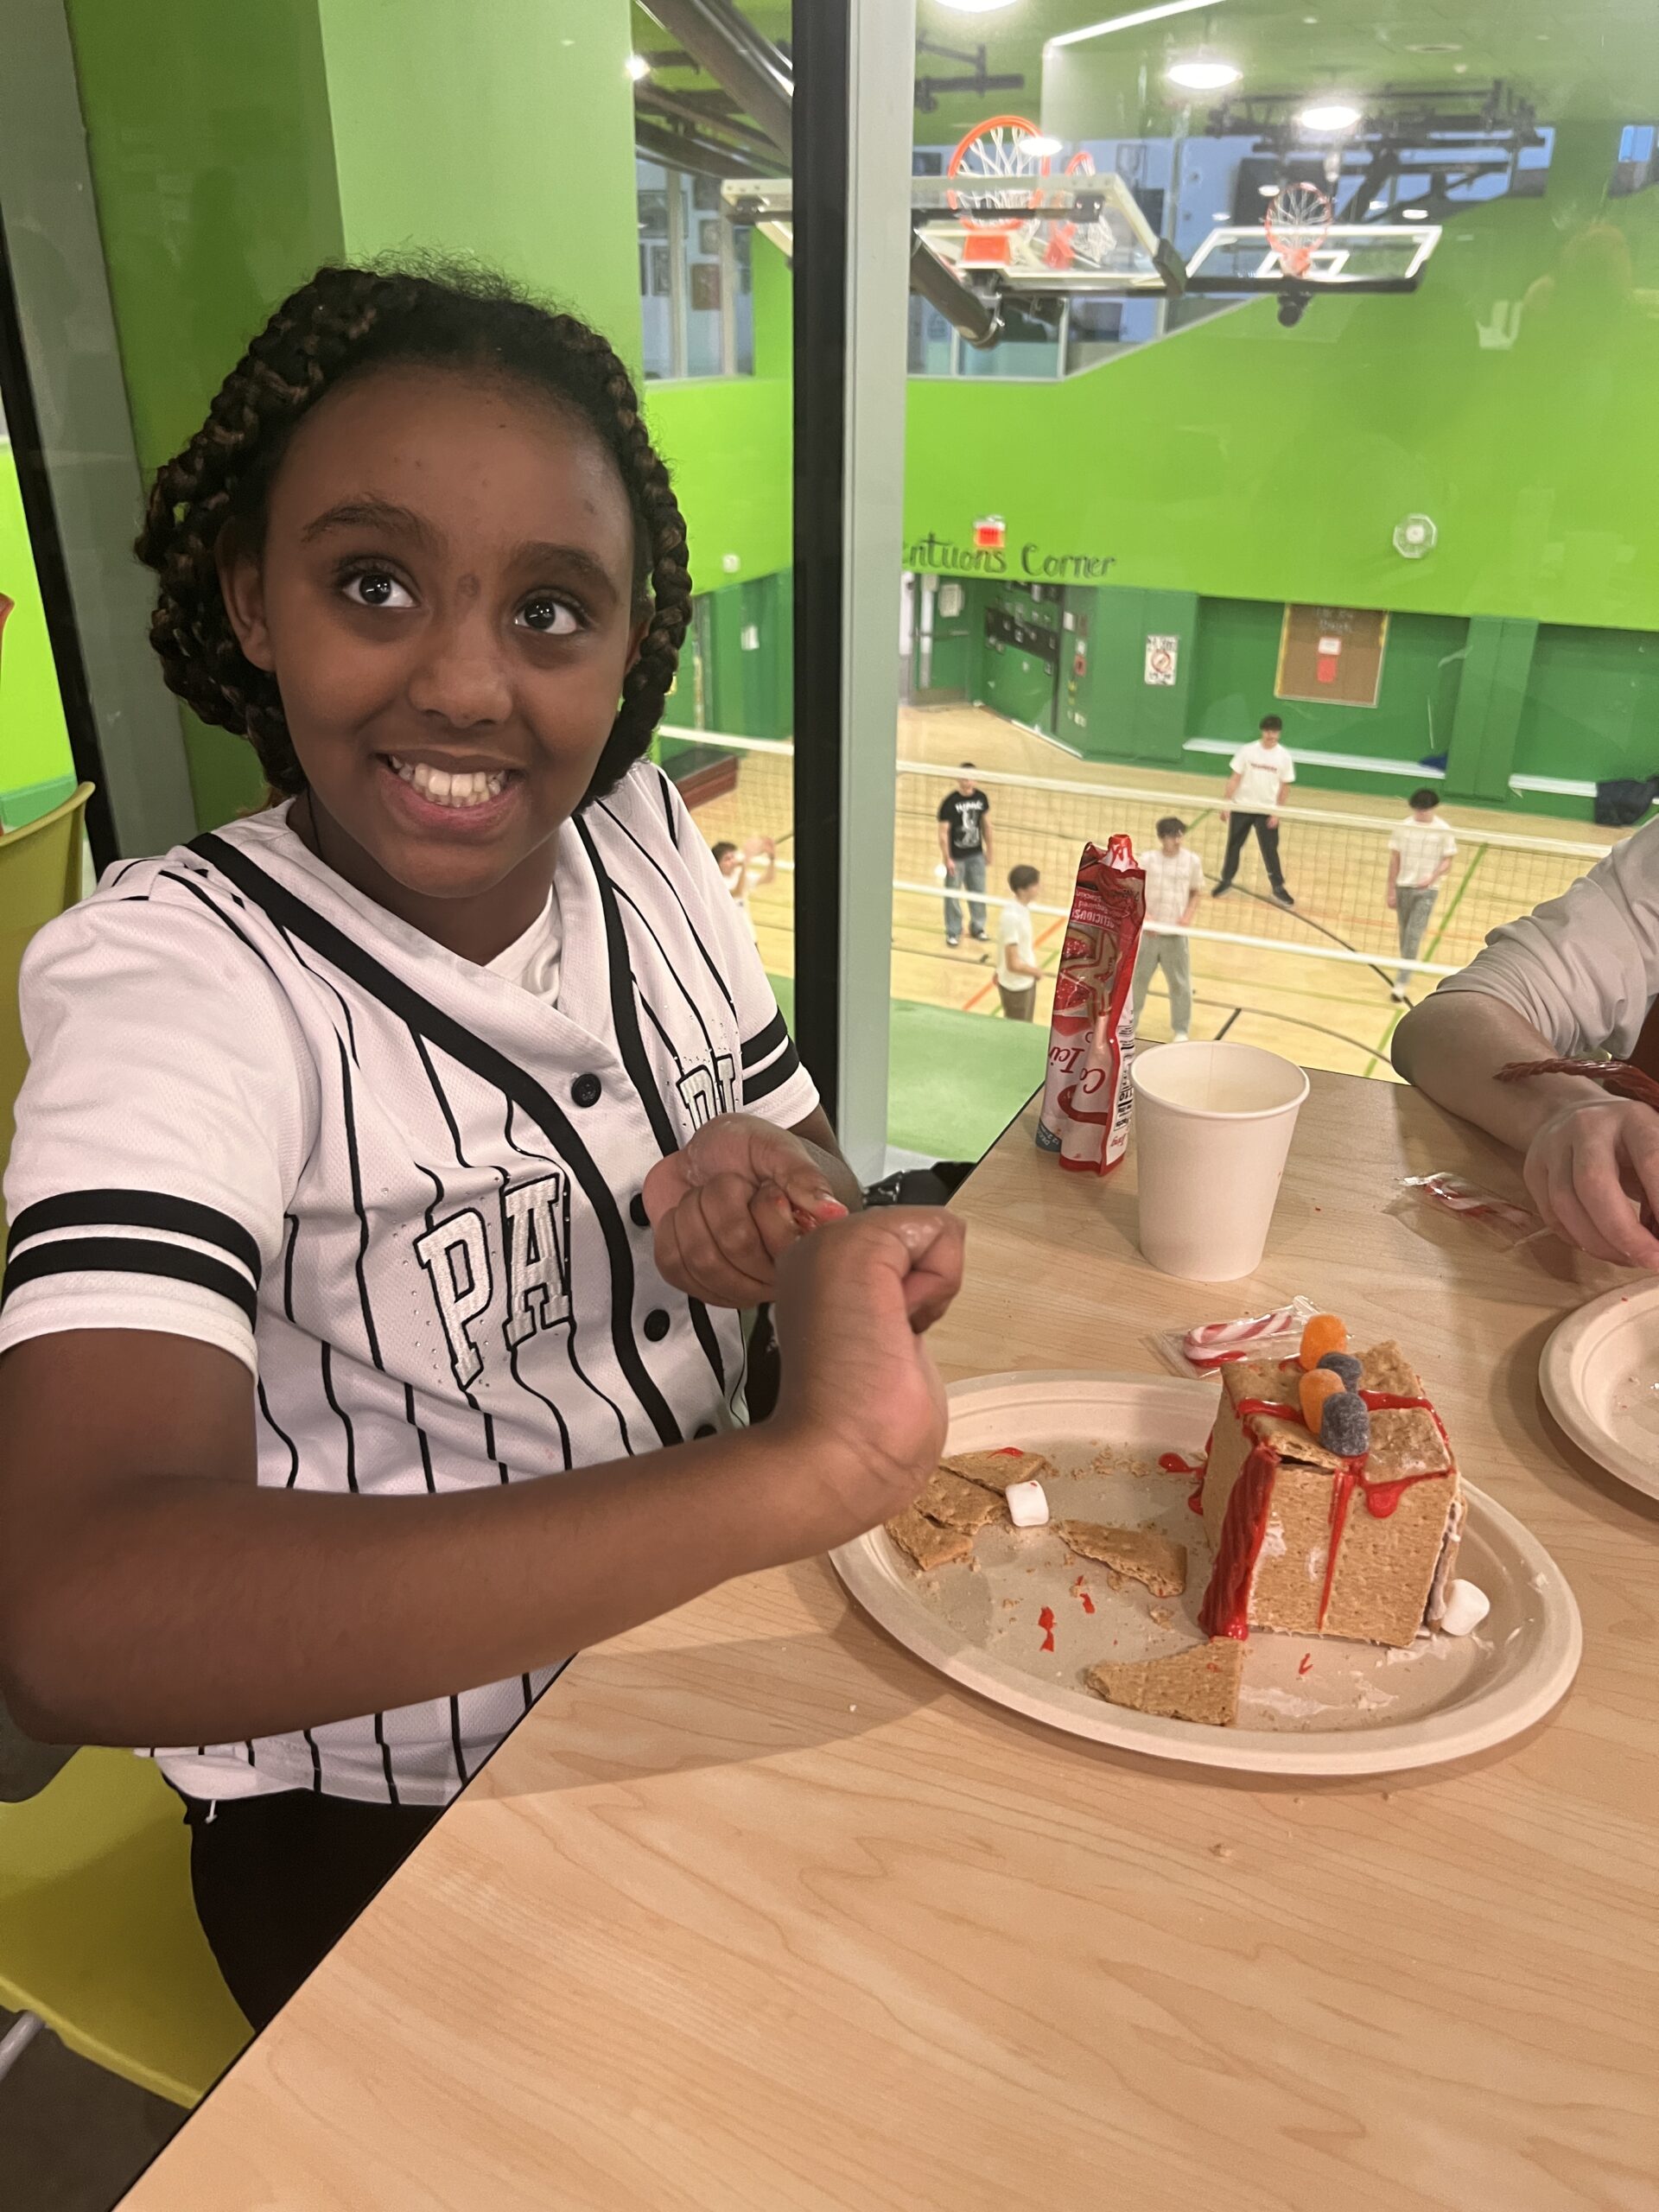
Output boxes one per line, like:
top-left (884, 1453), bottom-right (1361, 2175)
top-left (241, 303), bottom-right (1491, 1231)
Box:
top-left (1316, 1351), bottom-right (1363, 1389)
top-left (1319, 1390), bottom-right (1371, 1459)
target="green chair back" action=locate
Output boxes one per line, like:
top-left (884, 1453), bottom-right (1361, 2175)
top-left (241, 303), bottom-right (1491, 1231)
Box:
top-left (0, 1747), bottom-right (250, 2104)
top-left (0, 783), bottom-right (92, 1256)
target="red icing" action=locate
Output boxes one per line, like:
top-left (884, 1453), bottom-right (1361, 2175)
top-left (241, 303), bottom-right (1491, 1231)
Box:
top-left (995, 1446), bottom-right (1024, 1457)
top-left (1039, 1605), bottom-right (1057, 1652)
top-left (1205, 1385), bottom-right (1457, 1638)
top-left (1159, 1452), bottom-right (1204, 1475)
top-left (1298, 1653), bottom-right (1313, 1677)
top-left (1075, 1582), bottom-right (1096, 1616)
top-left (1198, 1440), bottom-right (1279, 1640)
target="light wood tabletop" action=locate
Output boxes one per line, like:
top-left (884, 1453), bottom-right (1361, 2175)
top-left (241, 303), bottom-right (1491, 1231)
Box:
top-left (124, 1074), bottom-right (1658, 2212)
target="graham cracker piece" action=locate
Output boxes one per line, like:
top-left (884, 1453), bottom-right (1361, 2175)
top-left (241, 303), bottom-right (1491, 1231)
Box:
top-left (1221, 1357), bottom-right (1344, 1470)
top-left (886, 1507), bottom-right (974, 1573)
top-left (1057, 1521), bottom-right (1187, 1597)
top-left (1355, 1341), bottom-right (1453, 1477)
top-left (1085, 1639), bottom-right (1244, 1727)
top-left (915, 1465), bottom-right (1006, 1532)
top-left (945, 1448), bottom-right (1057, 1494)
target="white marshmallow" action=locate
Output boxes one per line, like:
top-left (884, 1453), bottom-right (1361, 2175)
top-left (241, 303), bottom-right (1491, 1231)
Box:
top-left (1437, 1580), bottom-right (1491, 1637)
top-left (1005, 1479), bottom-right (1050, 1529)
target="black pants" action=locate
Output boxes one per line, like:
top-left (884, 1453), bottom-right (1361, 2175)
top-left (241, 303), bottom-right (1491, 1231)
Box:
top-left (179, 1787), bottom-right (443, 2030)
top-left (1217, 810), bottom-right (1286, 892)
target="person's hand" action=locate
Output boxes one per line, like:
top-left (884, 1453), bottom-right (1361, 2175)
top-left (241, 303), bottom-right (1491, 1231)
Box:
top-left (1522, 1097), bottom-right (1659, 1268)
top-left (769, 1206), bottom-right (965, 1549)
top-left (1386, 886), bottom-right (1397, 912)
top-left (644, 1113), bottom-right (850, 1307)
top-left (1220, 809), bottom-right (1230, 823)
top-left (1268, 815), bottom-right (1280, 830)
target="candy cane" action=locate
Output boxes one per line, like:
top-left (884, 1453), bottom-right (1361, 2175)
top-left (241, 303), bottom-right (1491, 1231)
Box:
top-left (1182, 1304), bottom-right (1302, 1369)
top-left (1412, 1173), bottom-right (1539, 1236)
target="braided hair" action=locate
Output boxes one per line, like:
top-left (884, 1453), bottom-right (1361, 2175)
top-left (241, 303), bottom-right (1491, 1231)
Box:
top-left (135, 264), bottom-right (691, 804)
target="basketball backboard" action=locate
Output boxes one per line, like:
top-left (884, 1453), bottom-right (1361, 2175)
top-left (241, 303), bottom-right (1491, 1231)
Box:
top-left (1185, 222), bottom-right (1441, 294)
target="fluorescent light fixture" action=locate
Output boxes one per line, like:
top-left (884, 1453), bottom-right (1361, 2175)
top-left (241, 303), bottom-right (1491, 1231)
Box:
top-left (1402, 207), bottom-right (1429, 219)
top-left (1024, 134), bottom-right (1063, 156)
top-left (1257, 181), bottom-right (1281, 196)
top-left (626, 52), bottom-right (651, 80)
top-left (1048, 0), bottom-right (1220, 52)
top-left (1299, 99), bottom-right (1361, 131)
top-left (1167, 58), bottom-right (1242, 90)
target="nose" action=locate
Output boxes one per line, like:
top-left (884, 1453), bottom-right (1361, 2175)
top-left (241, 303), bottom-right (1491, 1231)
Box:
top-left (404, 601), bottom-right (512, 729)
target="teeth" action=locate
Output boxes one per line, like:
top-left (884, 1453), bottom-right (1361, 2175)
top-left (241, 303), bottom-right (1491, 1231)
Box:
top-left (390, 758), bottom-right (510, 810)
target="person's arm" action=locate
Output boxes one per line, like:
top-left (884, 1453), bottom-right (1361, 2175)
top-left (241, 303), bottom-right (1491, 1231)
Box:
top-left (1179, 890), bottom-right (1202, 928)
top-left (981, 810), bottom-right (995, 867)
top-left (0, 1207), bottom-right (963, 1747)
top-left (1222, 772), bottom-right (1241, 811)
top-left (938, 819), bottom-right (954, 868)
top-left (1386, 849), bottom-right (1402, 910)
top-left (1393, 992), bottom-right (1659, 1265)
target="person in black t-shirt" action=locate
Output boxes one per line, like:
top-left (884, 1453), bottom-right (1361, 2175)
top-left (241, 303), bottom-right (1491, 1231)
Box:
top-left (936, 765), bottom-right (994, 948)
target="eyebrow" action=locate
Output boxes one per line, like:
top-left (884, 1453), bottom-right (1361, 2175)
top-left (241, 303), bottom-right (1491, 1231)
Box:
top-left (301, 498), bottom-right (436, 547)
top-left (515, 542), bottom-right (622, 603)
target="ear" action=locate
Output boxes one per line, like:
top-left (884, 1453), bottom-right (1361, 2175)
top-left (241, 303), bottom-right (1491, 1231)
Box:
top-left (624, 610), bottom-right (652, 675)
top-left (216, 529), bottom-right (276, 673)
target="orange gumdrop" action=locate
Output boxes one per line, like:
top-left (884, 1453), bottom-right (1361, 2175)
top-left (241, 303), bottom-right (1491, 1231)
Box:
top-left (1299, 1313), bottom-right (1348, 1370)
top-left (1300, 1368), bottom-right (1343, 1431)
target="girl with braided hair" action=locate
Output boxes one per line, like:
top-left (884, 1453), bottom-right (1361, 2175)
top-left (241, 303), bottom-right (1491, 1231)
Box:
top-left (0, 264), bottom-right (963, 2025)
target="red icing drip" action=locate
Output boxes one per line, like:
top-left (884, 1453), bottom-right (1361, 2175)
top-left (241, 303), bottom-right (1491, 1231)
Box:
top-left (1039, 1605), bottom-right (1057, 1652)
top-left (995, 1446), bottom-right (1024, 1457)
top-left (1235, 1398), bottom-right (1305, 1424)
top-left (1159, 1452), bottom-right (1204, 1474)
top-left (1185, 1427), bottom-right (1216, 1515)
top-left (1078, 1588), bottom-right (1096, 1615)
top-left (1198, 1440), bottom-right (1278, 1640)
top-left (1298, 1653), bottom-right (1313, 1677)
top-left (1187, 1483), bottom-right (1206, 1516)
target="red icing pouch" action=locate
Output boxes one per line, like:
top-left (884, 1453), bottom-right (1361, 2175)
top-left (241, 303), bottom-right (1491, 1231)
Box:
top-left (1035, 836), bottom-right (1147, 1174)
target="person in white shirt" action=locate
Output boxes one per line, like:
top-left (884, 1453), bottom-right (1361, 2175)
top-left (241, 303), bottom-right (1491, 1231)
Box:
top-left (1132, 817), bottom-right (1206, 1040)
top-left (1386, 788), bottom-right (1457, 1001)
top-left (1394, 815), bottom-right (1659, 1268)
top-left (995, 864), bottom-right (1044, 1020)
top-left (1214, 714), bottom-right (1295, 907)
top-left (711, 836), bottom-right (777, 944)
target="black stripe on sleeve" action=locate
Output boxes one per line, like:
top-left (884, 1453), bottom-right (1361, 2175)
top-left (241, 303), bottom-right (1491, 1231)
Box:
top-left (655, 766), bottom-right (680, 849)
top-left (189, 834), bottom-right (682, 1449)
top-left (336, 1038), bottom-right (383, 1370)
top-left (6, 1189), bottom-right (261, 1281)
top-left (0, 1236), bottom-right (258, 1325)
top-left (741, 1008), bottom-right (789, 1071)
top-left (743, 1040), bottom-right (804, 1106)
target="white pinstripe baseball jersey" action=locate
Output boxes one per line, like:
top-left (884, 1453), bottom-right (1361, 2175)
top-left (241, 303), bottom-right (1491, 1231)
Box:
top-left (0, 761), bottom-right (817, 1806)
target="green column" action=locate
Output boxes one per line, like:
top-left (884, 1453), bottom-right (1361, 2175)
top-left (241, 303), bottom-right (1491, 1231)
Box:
top-left (1443, 616), bottom-right (1539, 804)
top-left (1072, 586), bottom-right (1198, 766)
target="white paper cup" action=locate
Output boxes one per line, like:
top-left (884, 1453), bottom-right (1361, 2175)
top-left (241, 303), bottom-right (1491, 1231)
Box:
top-left (1130, 1040), bottom-right (1310, 1281)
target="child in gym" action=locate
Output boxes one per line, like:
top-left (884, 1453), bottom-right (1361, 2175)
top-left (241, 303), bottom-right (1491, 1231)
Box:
top-left (0, 266), bottom-right (963, 2028)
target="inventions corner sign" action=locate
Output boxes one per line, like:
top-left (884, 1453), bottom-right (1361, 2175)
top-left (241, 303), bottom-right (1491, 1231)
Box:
top-left (904, 531), bottom-right (1116, 582)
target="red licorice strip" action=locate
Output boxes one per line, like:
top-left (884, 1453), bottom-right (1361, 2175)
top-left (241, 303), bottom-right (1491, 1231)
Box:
top-left (1039, 1605), bottom-right (1057, 1652)
top-left (1498, 1054), bottom-right (1659, 1113)
top-left (1198, 1440), bottom-right (1279, 1640)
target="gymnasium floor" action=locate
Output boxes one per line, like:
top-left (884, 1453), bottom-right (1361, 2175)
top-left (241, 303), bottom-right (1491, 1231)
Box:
top-left (690, 702), bottom-right (1622, 1159)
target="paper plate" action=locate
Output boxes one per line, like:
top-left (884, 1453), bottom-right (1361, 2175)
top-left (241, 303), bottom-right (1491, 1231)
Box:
top-left (1539, 1281), bottom-right (1659, 1502)
top-left (831, 1370), bottom-right (1580, 1777)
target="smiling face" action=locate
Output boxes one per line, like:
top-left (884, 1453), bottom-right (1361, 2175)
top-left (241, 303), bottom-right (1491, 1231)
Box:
top-left (218, 363), bottom-right (646, 956)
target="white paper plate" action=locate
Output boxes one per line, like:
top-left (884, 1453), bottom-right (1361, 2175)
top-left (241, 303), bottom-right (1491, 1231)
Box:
top-left (1539, 1281), bottom-right (1659, 1501)
top-left (831, 1370), bottom-right (1581, 1777)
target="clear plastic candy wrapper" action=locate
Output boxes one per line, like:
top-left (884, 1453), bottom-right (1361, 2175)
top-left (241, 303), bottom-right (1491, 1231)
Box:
top-left (1152, 1295), bottom-right (1321, 1378)
top-left (1395, 1171), bottom-right (1546, 1249)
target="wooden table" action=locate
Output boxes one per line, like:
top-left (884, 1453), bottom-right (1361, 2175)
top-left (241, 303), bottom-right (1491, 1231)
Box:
top-left (124, 1076), bottom-right (1658, 2212)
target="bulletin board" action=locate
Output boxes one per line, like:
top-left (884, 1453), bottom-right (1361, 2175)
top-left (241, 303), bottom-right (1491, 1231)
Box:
top-left (1274, 604), bottom-right (1389, 709)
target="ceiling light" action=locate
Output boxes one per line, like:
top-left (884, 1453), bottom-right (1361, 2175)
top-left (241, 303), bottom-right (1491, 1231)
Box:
top-left (626, 52), bottom-right (651, 81)
top-left (1167, 58), bottom-right (1242, 91)
top-left (1257, 181), bottom-right (1281, 196)
top-left (1024, 135), bottom-right (1063, 156)
top-left (1048, 0), bottom-right (1221, 51)
top-left (1402, 207), bottom-right (1429, 219)
top-left (1299, 99), bottom-right (1361, 132)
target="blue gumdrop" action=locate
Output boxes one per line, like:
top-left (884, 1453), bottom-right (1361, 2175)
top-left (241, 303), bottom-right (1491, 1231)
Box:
top-left (1316, 1351), bottom-right (1363, 1390)
top-left (1319, 1390), bottom-right (1371, 1458)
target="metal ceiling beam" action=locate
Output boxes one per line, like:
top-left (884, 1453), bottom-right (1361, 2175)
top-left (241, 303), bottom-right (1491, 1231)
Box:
top-left (633, 116), bottom-right (771, 181)
top-left (639, 0), bottom-right (793, 159)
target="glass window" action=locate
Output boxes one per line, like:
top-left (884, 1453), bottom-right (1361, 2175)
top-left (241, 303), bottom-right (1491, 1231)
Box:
top-left (637, 159), bottom-right (753, 381)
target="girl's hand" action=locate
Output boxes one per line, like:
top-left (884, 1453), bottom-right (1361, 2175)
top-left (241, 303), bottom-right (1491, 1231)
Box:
top-left (645, 1112), bottom-right (850, 1307)
top-left (1523, 1097), bottom-right (1659, 1268)
top-left (768, 1207), bottom-right (965, 1549)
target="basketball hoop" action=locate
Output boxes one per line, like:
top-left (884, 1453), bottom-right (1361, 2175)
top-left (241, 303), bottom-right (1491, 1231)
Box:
top-left (947, 114), bottom-right (1052, 236)
top-left (1263, 181), bottom-right (1334, 279)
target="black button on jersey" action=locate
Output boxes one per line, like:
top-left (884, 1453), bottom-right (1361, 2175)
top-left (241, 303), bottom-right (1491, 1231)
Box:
top-left (695, 1423), bottom-right (716, 1440)
top-left (571, 1072), bottom-right (601, 1108)
top-left (630, 1193), bottom-right (650, 1230)
top-left (643, 1309), bottom-right (671, 1342)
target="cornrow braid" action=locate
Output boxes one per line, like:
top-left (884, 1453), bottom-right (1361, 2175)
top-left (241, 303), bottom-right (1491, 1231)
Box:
top-left (135, 263), bottom-right (691, 804)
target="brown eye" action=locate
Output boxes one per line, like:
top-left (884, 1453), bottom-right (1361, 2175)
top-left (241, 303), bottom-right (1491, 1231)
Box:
top-left (516, 595), bottom-right (581, 636)
top-left (343, 570), bottom-right (413, 610)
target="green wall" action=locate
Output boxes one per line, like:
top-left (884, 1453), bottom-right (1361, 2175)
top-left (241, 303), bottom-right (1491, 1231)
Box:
top-left (319, 0), bottom-right (640, 372)
top-left (1515, 626), bottom-right (1659, 785)
top-left (0, 445), bottom-right (73, 825)
top-left (702, 571), bottom-right (792, 741)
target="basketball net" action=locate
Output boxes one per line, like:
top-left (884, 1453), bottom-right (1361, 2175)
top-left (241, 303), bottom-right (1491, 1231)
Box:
top-left (1263, 181), bottom-right (1334, 280)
